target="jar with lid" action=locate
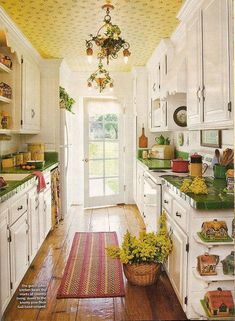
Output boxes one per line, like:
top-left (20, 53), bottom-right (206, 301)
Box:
top-left (189, 153), bottom-right (208, 177)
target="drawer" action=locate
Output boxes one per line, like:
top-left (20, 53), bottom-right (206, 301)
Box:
top-left (162, 190), bottom-right (172, 214)
top-left (172, 199), bottom-right (187, 232)
top-left (9, 194), bottom-right (28, 225)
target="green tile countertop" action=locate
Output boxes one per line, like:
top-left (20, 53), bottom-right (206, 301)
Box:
top-left (162, 175), bottom-right (234, 210)
top-left (137, 158), bottom-right (171, 169)
top-left (0, 160), bottom-right (59, 203)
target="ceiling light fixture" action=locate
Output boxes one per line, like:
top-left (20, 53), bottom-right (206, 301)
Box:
top-left (87, 59), bottom-right (114, 93)
top-left (85, 1), bottom-right (131, 65)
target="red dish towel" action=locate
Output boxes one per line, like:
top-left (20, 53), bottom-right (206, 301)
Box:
top-left (33, 171), bottom-right (46, 192)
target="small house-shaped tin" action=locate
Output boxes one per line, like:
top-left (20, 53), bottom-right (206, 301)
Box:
top-left (204, 288), bottom-right (234, 317)
top-left (197, 253), bottom-right (219, 276)
top-left (221, 251), bottom-right (235, 275)
top-left (201, 219), bottom-right (229, 240)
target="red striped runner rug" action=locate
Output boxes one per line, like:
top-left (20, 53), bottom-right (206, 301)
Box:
top-left (57, 232), bottom-right (125, 298)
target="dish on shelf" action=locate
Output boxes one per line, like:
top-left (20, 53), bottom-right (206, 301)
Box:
top-left (173, 106), bottom-right (187, 127)
top-left (197, 232), bottom-right (233, 243)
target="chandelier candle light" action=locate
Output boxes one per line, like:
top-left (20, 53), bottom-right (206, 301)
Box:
top-left (85, 2), bottom-right (131, 65)
top-left (87, 59), bottom-right (114, 93)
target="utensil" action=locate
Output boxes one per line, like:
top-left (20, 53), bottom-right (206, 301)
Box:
top-left (215, 149), bottom-right (220, 164)
top-left (221, 148), bottom-right (233, 166)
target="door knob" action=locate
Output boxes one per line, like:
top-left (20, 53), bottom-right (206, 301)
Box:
top-left (82, 158), bottom-right (89, 162)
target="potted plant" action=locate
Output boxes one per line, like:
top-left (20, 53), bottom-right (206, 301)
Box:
top-left (59, 86), bottom-right (75, 113)
top-left (106, 212), bottom-right (172, 286)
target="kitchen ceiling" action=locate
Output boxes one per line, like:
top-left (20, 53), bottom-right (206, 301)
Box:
top-left (0, 0), bottom-right (183, 72)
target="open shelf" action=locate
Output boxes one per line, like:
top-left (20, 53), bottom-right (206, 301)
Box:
top-left (0, 62), bottom-right (12, 73)
top-left (193, 267), bottom-right (235, 284)
top-left (193, 234), bottom-right (234, 248)
top-left (0, 95), bottom-right (11, 104)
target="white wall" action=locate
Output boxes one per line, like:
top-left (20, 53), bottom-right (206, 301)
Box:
top-left (60, 66), bottom-right (134, 205)
top-left (172, 129), bottom-right (234, 155)
top-left (0, 135), bottom-right (22, 156)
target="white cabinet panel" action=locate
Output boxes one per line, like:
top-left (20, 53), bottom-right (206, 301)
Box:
top-left (28, 187), bottom-right (39, 263)
top-left (10, 212), bottom-right (28, 293)
top-left (0, 207), bottom-right (11, 316)
top-left (21, 56), bottom-right (40, 132)
top-left (44, 188), bottom-right (52, 237)
top-left (202, 0), bottom-right (231, 123)
top-left (136, 162), bottom-right (144, 216)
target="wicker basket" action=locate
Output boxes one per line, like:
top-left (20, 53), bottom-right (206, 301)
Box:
top-left (123, 263), bottom-right (161, 286)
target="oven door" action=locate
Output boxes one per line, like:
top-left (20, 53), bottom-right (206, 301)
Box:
top-left (143, 173), bottom-right (162, 233)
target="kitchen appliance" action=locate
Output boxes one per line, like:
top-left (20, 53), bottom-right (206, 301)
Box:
top-left (171, 158), bottom-right (189, 173)
top-left (143, 172), bottom-right (162, 233)
top-left (189, 153), bottom-right (208, 177)
top-left (150, 144), bottom-right (174, 160)
top-left (60, 108), bottom-right (73, 218)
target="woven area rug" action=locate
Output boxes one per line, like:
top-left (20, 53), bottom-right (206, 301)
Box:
top-left (57, 232), bottom-right (125, 298)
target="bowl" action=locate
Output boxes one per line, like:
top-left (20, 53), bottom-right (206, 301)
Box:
top-left (27, 160), bottom-right (45, 169)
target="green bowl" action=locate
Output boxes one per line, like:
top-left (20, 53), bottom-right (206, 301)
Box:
top-left (27, 160), bottom-right (45, 169)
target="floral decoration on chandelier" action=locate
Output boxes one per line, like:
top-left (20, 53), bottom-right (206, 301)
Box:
top-left (85, 2), bottom-right (131, 65)
top-left (87, 59), bottom-right (114, 93)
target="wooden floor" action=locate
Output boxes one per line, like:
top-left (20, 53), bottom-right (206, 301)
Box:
top-left (3, 205), bottom-right (187, 321)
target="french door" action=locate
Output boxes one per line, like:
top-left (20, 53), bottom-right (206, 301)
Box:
top-left (84, 98), bottom-right (124, 208)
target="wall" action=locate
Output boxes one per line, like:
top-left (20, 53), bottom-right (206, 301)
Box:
top-left (0, 135), bottom-right (22, 156)
top-left (59, 64), bottom-right (134, 205)
top-left (172, 129), bottom-right (234, 156)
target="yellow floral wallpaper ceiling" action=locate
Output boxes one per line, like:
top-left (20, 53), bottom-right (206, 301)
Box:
top-left (0, 0), bottom-right (183, 71)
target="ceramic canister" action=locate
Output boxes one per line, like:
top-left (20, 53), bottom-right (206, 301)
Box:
top-left (189, 154), bottom-right (208, 177)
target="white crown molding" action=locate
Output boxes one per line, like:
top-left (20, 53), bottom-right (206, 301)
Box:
top-left (177, 0), bottom-right (204, 22)
top-left (0, 6), bottom-right (41, 62)
top-left (171, 21), bottom-right (186, 45)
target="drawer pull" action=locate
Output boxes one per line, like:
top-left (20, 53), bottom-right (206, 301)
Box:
top-left (176, 211), bottom-right (181, 218)
top-left (17, 205), bottom-right (23, 211)
top-left (46, 182), bottom-right (50, 185)
top-left (164, 200), bottom-right (168, 204)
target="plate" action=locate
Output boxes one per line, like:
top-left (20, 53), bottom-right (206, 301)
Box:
top-left (173, 106), bottom-right (187, 127)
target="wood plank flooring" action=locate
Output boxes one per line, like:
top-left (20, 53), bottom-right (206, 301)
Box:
top-left (3, 205), bottom-right (187, 321)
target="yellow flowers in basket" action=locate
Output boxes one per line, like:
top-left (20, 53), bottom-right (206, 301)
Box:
top-left (106, 212), bottom-right (172, 265)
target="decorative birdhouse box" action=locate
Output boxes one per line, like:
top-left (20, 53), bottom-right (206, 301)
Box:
top-left (201, 219), bottom-right (229, 241)
top-left (197, 253), bottom-right (219, 276)
top-left (221, 251), bottom-right (235, 275)
top-left (204, 288), bottom-right (234, 317)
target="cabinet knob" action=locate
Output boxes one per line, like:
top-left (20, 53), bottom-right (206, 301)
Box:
top-left (164, 200), bottom-right (168, 204)
top-left (17, 205), bottom-right (23, 211)
top-left (175, 211), bottom-right (182, 218)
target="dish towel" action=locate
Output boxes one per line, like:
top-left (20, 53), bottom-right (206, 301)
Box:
top-left (33, 171), bottom-right (46, 192)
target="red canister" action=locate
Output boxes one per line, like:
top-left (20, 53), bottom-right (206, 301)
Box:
top-left (171, 158), bottom-right (189, 173)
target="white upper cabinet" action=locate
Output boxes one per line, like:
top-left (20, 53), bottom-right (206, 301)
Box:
top-left (21, 56), bottom-right (40, 133)
top-left (187, 0), bottom-right (233, 129)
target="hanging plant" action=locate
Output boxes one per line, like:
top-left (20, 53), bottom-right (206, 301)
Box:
top-left (59, 86), bottom-right (75, 114)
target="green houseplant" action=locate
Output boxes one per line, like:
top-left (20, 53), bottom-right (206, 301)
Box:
top-left (59, 86), bottom-right (75, 113)
top-left (106, 211), bottom-right (172, 286)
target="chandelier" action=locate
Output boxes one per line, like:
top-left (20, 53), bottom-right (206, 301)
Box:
top-left (87, 59), bottom-right (114, 93)
top-left (85, 2), bottom-right (131, 65)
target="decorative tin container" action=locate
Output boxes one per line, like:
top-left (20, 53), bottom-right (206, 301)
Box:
top-left (197, 252), bottom-right (219, 276)
top-left (200, 219), bottom-right (229, 241)
top-left (203, 288), bottom-right (234, 317)
top-left (221, 251), bottom-right (235, 275)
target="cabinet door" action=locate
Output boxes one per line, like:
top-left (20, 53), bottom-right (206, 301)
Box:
top-left (38, 192), bottom-right (45, 245)
top-left (28, 187), bottom-right (39, 262)
top-left (10, 212), bottom-right (29, 293)
top-left (21, 56), bottom-right (40, 132)
top-left (44, 189), bottom-right (52, 237)
top-left (187, 12), bottom-right (203, 126)
top-left (165, 213), bottom-right (188, 311)
top-left (202, 0), bottom-right (231, 123)
top-left (0, 207), bottom-right (11, 315)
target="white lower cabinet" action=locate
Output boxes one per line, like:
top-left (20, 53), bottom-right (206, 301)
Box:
top-left (0, 173), bottom-right (52, 318)
top-left (9, 212), bottom-right (29, 293)
top-left (28, 186), bottom-right (40, 263)
top-left (0, 206), bottom-right (11, 314)
top-left (136, 162), bottom-right (145, 216)
top-left (162, 184), bottom-right (235, 320)
top-left (165, 211), bottom-right (188, 312)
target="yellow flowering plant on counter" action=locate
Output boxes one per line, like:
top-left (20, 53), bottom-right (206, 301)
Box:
top-left (106, 211), bottom-right (172, 264)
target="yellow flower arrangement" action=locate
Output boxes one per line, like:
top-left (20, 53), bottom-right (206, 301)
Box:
top-left (106, 211), bottom-right (172, 264)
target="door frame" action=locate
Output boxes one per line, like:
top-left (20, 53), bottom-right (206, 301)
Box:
top-left (83, 96), bottom-right (126, 208)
